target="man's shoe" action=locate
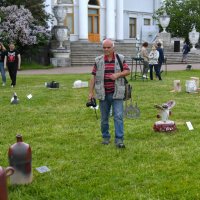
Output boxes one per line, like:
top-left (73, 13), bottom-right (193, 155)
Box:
top-left (102, 138), bottom-right (110, 145)
top-left (115, 139), bottom-right (125, 148)
top-left (142, 75), bottom-right (148, 79)
top-left (2, 82), bottom-right (5, 86)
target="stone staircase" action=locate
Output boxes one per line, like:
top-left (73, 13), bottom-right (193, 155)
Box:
top-left (70, 42), bottom-right (200, 67)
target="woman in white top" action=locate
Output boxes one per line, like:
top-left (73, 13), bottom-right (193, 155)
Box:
top-left (149, 45), bottom-right (162, 80)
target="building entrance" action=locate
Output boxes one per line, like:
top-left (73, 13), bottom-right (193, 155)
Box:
top-left (88, 8), bottom-right (100, 42)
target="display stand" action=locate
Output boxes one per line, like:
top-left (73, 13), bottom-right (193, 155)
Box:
top-left (130, 57), bottom-right (146, 80)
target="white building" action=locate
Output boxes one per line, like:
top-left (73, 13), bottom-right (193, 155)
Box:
top-left (46, 0), bottom-right (164, 43)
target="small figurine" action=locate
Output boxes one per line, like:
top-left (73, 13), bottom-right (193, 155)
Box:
top-left (11, 92), bottom-right (19, 104)
top-left (186, 64), bottom-right (192, 70)
top-left (8, 134), bottom-right (32, 185)
top-left (185, 80), bottom-right (197, 93)
top-left (0, 166), bottom-right (14, 200)
top-left (173, 80), bottom-right (181, 92)
top-left (153, 100), bottom-right (176, 132)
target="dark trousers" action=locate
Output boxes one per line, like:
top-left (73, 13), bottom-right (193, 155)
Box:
top-left (149, 64), bottom-right (162, 80)
top-left (142, 61), bottom-right (149, 75)
top-left (7, 65), bottom-right (18, 86)
top-left (158, 63), bottom-right (162, 73)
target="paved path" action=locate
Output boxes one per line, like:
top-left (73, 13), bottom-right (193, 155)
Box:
top-left (18, 63), bottom-right (200, 75)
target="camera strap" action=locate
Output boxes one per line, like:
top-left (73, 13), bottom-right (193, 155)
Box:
top-left (116, 55), bottom-right (139, 118)
top-left (116, 54), bottom-right (128, 84)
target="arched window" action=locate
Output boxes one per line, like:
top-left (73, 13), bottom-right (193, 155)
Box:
top-left (88, 0), bottom-right (99, 6)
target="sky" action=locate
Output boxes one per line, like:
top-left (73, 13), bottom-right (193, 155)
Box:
top-left (44, 0), bottom-right (52, 29)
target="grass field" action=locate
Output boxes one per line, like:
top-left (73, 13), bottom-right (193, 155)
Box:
top-left (0, 69), bottom-right (200, 200)
top-left (21, 62), bottom-right (53, 70)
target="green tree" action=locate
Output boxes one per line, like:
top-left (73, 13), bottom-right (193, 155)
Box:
top-left (0, 0), bottom-right (51, 27)
top-left (155, 0), bottom-right (200, 41)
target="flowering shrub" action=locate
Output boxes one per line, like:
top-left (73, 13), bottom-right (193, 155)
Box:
top-left (0, 5), bottom-right (51, 47)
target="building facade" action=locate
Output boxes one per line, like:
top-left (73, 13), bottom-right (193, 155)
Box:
top-left (47, 0), bottom-right (163, 43)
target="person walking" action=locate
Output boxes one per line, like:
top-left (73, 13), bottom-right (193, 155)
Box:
top-left (149, 45), bottom-right (161, 80)
top-left (4, 43), bottom-right (21, 87)
top-left (182, 42), bottom-right (190, 63)
top-left (140, 42), bottom-right (149, 79)
top-left (0, 42), bottom-right (6, 86)
top-left (156, 42), bottom-right (165, 74)
top-left (88, 39), bottom-right (130, 148)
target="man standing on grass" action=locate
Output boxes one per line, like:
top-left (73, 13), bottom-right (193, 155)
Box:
top-left (4, 43), bottom-right (21, 87)
top-left (156, 42), bottom-right (165, 74)
top-left (182, 41), bottom-right (190, 64)
top-left (88, 39), bottom-right (130, 148)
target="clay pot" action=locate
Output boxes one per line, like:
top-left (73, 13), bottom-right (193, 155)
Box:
top-left (0, 166), bottom-right (14, 200)
top-left (8, 134), bottom-right (32, 185)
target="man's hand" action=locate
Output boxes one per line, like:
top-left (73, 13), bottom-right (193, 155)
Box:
top-left (89, 75), bottom-right (95, 100)
top-left (110, 73), bottom-right (120, 80)
top-left (88, 92), bottom-right (94, 100)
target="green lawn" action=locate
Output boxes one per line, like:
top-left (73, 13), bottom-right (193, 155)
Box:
top-left (1, 70), bottom-right (200, 200)
top-left (21, 62), bottom-right (53, 70)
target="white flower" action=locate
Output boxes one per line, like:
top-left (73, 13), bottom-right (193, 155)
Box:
top-left (0, 6), bottom-right (51, 46)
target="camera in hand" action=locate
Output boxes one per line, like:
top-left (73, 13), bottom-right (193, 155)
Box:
top-left (86, 98), bottom-right (97, 107)
top-left (45, 81), bottom-right (59, 88)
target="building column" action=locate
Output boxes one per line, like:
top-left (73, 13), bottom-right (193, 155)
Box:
top-left (106, 0), bottom-right (115, 40)
top-left (116, 0), bottom-right (124, 41)
top-left (79, 0), bottom-right (88, 41)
